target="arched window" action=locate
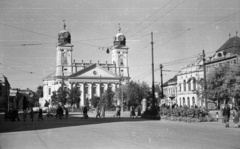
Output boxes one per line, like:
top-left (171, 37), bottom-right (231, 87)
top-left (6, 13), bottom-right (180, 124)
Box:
top-left (192, 97), bottom-right (195, 106)
top-left (183, 80), bottom-right (186, 91)
top-left (183, 97), bottom-right (185, 106)
top-left (188, 79), bottom-right (191, 91)
top-left (119, 54), bottom-right (124, 66)
top-left (193, 78), bottom-right (196, 90)
top-left (187, 97), bottom-right (190, 107)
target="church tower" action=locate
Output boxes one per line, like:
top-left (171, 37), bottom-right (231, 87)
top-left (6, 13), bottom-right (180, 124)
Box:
top-left (56, 21), bottom-right (73, 77)
top-left (111, 25), bottom-right (130, 82)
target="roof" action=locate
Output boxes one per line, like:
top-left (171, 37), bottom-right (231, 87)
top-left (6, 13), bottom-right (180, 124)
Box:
top-left (163, 75), bottom-right (177, 87)
top-left (216, 36), bottom-right (240, 55)
top-left (69, 63), bottom-right (119, 78)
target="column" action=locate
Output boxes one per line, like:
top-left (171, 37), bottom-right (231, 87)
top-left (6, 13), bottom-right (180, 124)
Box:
top-left (80, 83), bottom-right (84, 106)
top-left (88, 83), bottom-right (92, 99)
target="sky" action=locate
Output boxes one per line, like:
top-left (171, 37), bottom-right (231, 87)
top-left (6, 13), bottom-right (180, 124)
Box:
top-left (0, 0), bottom-right (240, 91)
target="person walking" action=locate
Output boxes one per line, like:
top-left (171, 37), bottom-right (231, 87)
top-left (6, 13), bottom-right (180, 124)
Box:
top-left (83, 106), bottom-right (88, 119)
top-left (116, 106), bottom-right (121, 118)
top-left (222, 103), bottom-right (230, 128)
top-left (14, 109), bottom-right (21, 121)
top-left (23, 109), bottom-right (27, 122)
top-left (130, 106), bottom-right (136, 118)
top-left (101, 105), bottom-right (105, 118)
top-left (65, 108), bottom-right (69, 119)
top-left (216, 111), bottom-right (219, 121)
top-left (233, 107), bottom-right (239, 128)
top-left (30, 108), bottom-right (34, 121)
top-left (38, 108), bottom-right (44, 121)
top-left (95, 106), bottom-right (101, 118)
top-left (59, 106), bottom-right (63, 120)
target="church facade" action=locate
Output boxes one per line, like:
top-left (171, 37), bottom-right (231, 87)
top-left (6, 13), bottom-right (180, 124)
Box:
top-left (40, 25), bottom-right (130, 107)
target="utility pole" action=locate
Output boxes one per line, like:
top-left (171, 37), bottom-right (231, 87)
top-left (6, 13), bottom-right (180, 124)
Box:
top-left (160, 64), bottom-right (164, 101)
top-left (202, 50), bottom-right (208, 109)
top-left (151, 32), bottom-right (155, 107)
top-left (62, 65), bottom-right (64, 104)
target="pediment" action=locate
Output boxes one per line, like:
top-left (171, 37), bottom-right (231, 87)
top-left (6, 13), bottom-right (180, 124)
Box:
top-left (70, 64), bottom-right (120, 78)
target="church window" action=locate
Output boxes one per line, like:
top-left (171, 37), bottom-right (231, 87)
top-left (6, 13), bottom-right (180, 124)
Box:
top-left (48, 88), bottom-right (51, 95)
top-left (62, 52), bottom-right (68, 65)
top-left (217, 53), bottom-right (222, 57)
top-left (183, 80), bottom-right (186, 91)
top-left (119, 55), bottom-right (124, 66)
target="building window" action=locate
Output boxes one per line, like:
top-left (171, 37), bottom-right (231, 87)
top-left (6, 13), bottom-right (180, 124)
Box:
top-left (234, 60), bottom-right (236, 65)
top-left (193, 78), bottom-right (196, 90)
top-left (48, 88), bottom-right (51, 95)
top-left (179, 98), bottom-right (181, 106)
top-left (187, 97), bottom-right (190, 107)
top-left (183, 80), bottom-right (186, 91)
top-left (192, 97), bottom-right (195, 106)
top-left (183, 97), bottom-right (185, 106)
top-left (188, 79), bottom-right (191, 91)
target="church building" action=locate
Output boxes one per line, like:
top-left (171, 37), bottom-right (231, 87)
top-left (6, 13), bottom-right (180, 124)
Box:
top-left (40, 24), bottom-right (130, 107)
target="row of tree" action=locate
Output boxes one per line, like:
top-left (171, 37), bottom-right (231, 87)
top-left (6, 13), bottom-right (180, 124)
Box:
top-left (47, 81), bottom-right (162, 110)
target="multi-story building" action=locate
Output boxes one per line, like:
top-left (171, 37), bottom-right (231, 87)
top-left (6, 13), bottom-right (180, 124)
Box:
top-left (177, 56), bottom-right (204, 107)
top-left (162, 75), bottom-right (177, 106)
top-left (206, 33), bottom-right (240, 72)
top-left (0, 75), bottom-right (10, 108)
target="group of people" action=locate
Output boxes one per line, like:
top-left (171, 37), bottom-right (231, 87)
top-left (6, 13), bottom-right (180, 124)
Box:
top-left (130, 106), bottom-right (141, 118)
top-left (55, 105), bottom-right (68, 119)
top-left (95, 105), bottom-right (105, 118)
top-left (4, 108), bottom-right (43, 122)
top-left (221, 103), bottom-right (240, 128)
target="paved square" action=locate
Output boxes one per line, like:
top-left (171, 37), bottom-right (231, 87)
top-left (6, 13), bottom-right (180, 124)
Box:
top-left (0, 112), bottom-right (240, 149)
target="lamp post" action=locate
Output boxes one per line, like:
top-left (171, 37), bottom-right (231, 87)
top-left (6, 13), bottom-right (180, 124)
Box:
top-left (151, 32), bottom-right (155, 108)
top-left (120, 72), bottom-right (124, 112)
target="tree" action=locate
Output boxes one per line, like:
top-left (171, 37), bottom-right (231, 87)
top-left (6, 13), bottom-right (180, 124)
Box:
top-left (67, 87), bottom-right (81, 108)
top-left (206, 64), bottom-right (240, 106)
top-left (36, 86), bottom-right (43, 98)
top-left (101, 87), bottom-right (115, 108)
top-left (91, 96), bottom-right (100, 108)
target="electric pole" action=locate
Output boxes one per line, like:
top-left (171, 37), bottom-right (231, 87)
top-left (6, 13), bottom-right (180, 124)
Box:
top-left (151, 32), bottom-right (155, 107)
top-left (202, 50), bottom-right (208, 109)
top-left (160, 64), bottom-right (164, 100)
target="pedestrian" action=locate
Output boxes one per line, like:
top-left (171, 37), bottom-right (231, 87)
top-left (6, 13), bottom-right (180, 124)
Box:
top-left (130, 106), bottom-right (136, 118)
top-left (30, 108), bottom-right (34, 121)
top-left (65, 108), bottom-right (69, 119)
top-left (101, 105), bottom-right (105, 118)
top-left (95, 106), bottom-right (101, 118)
top-left (14, 109), bottom-right (20, 121)
top-left (23, 109), bottom-right (27, 122)
top-left (216, 111), bottom-right (219, 121)
top-left (116, 106), bottom-right (121, 118)
top-left (222, 103), bottom-right (230, 127)
top-left (232, 107), bottom-right (239, 128)
top-left (83, 106), bottom-right (88, 119)
top-left (59, 106), bottom-right (63, 119)
top-left (38, 108), bottom-right (44, 121)
top-left (137, 106), bottom-right (141, 118)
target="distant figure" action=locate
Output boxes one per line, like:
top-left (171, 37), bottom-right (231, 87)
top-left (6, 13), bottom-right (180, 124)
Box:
top-left (65, 108), bottom-right (69, 119)
top-left (95, 106), bottom-right (101, 118)
top-left (23, 109), bottom-right (27, 122)
top-left (233, 107), bottom-right (239, 128)
top-left (114, 106), bottom-right (120, 118)
top-left (38, 108), bottom-right (44, 121)
top-left (59, 106), bottom-right (63, 119)
top-left (216, 112), bottom-right (219, 121)
top-left (222, 103), bottom-right (230, 127)
top-left (101, 105), bottom-right (105, 118)
top-left (137, 106), bottom-right (141, 118)
top-left (30, 108), bottom-right (34, 121)
top-left (130, 106), bottom-right (136, 118)
top-left (83, 106), bottom-right (88, 119)
top-left (12, 109), bottom-right (20, 122)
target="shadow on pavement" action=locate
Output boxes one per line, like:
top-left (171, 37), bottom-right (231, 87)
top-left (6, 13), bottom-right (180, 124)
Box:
top-left (0, 113), bottom-right (153, 133)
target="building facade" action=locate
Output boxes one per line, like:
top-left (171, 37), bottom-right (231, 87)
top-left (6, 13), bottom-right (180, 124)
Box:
top-left (162, 75), bottom-right (177, 106)
top-left (177, 56), bottom-right (204, 107)
top-left (40, 24), bottom-right (130, 107)
top-left (0, 75), bottom-right (10, 108)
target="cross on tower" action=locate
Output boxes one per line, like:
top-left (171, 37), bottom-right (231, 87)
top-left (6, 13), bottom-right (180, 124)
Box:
top-left (63, 20), bottom-right (66, 30)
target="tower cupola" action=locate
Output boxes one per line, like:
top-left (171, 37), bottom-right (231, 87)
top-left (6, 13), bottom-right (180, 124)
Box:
top-left (58, 20), bottom-right (71, 44)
